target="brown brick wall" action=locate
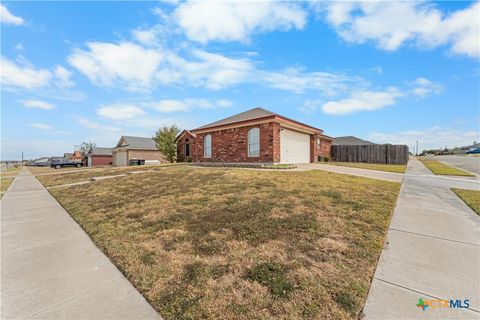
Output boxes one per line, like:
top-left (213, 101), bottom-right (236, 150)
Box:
top-left (194, 122), bottom-right (277, 163)
top-left (128, 150), bottom-right (166, 163)
top-left (91, 155), bottom-right (113, 166)
top-left (311, 135), bottom-right (332, 161)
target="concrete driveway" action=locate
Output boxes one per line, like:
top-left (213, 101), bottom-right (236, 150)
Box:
top-left (435, 155), bottom-right (480, 175)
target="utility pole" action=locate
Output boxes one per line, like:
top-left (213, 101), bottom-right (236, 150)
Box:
top-left (416, 140), bottom-right (418, 156)
top-left (21, 152), bottom-right (24, 166)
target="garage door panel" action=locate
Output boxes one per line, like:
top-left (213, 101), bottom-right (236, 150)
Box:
top-left (280, 128), bottom-right (310, 164)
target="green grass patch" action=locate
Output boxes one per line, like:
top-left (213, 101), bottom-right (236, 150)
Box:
top-left (417, 158), bottom-right (474, 176)
top-left (45, 167), bottom-right (400, 319)
top-left (451, 188), bottom-right (480, 215)
top-left (246, 262), bottom-right (293, 297)
top-left (319, 162), bottom-right (406, 173)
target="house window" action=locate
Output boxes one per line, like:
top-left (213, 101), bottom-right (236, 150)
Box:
top-left (185, 143), bottom-right (190, 157)
top-left (317, 138), bottom-right (321, 147)
top-left (248, 127), bottom-right (260, 157)
top-left (204, 134), bottom-right (212, 158)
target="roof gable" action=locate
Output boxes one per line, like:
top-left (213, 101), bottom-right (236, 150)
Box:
top-left (194, 107), bottom-right (276, 131)
top-left (114, 136), bottom-right (158, 150)
top-left (193, 107), bottom-right (322, 133)
top-left (88, 147), bottom-right (113, 155)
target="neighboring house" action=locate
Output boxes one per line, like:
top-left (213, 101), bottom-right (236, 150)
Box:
top-left (176, 107), bottom-right (333, 164)
top-left (63, 153), bottom-right (74, 159)
top-left (113, 136), bottom-right (166, 166)
top-left (333, 136), bottom-right (376, 146)
top-left (85, 147), bottom-right (113, 167)
top-left (71, 150), bottom-right (84, 161)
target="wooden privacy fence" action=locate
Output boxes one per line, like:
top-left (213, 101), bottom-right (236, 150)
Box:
top-left (331, 145), bottom-right (409, 165)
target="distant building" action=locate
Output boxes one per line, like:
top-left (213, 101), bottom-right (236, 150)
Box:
top-left (333, 136), bottom-right (376, 146)
top-left (112, 136), bottom-right (166, 166)
top-left (85, 147), bottom-right (113, 167)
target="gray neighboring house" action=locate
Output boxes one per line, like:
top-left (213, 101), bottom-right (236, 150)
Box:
top-left (113, 136), bottom-right (166, 167)
top-left (333, 136), bottom-right (376, 146)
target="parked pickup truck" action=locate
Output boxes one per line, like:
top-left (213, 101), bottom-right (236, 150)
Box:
top-left (50, 159), bottom-right (83, 169)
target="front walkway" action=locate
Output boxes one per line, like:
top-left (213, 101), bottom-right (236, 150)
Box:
top-left (1, 168), bottom-right (161, 319)
top-left (362, 158), bottom-right (480, 319)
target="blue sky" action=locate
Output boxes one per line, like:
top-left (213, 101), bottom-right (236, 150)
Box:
top-left (1, 1), bottom-right (479, 160)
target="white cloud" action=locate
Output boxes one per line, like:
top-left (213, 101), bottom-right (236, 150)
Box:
top-left (156, 49), bottom-right (253, 90)
top-left (21, 99), bottom-right (56, 110)
top-left (75, 116), bottom-right (120, 132)
top-left (132, 29), bottom-right (158, 46)
top-left (97, 104), bottom-right (145, 120)
top-left (260, 67), bottom-right (360, 95)
top-left (67, 40), bottom-right (359, 95)
top-left (0, 4), bottom-right (24, 25)
top-left (216, 99), bottom-right (233, 107)
top-left (175, 1), bottom-right (306, 43)
top-left (28, 123), bottom-right (53, 130)
top-left (322, 87), bottom-right (403, 115)
top-left (151, 98), bottom-right (232, 113)
top-left (324, 1), bottom-right (480, 58)
top-left (68, 42), bottom-right (163, 91)
top-left (1, 56), bottom-right (75, 90)
top-left (369, 126), bottom-right (480, 151)
top-left (410, 77), bottom-right (443, 97)
top-left (1, 56), bottom-right (52, 89)
top-left (53, 66), bottom-right (75, 88)
top-left (316, 76), bottom-right (443, 115)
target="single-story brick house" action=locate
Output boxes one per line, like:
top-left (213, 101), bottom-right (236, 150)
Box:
top-left (113, 136), bottom-right (166, 166)
top-left (176, 107), bottom-right (332, 164)
top-left (85, 147), bottom-right (113, 167)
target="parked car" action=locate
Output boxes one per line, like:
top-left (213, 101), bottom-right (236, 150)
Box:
top-left (32, 161), bottom-right (51, 167)
top-left (466, 147), bottom-right (480, 154)
top-left (50, 159), bottom-right (83, 169)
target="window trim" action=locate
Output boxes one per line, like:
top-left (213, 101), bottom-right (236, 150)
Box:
top-left (204, 134), bottom-right (212, 158)
top-left (247, 127), bottom-right (260, 157)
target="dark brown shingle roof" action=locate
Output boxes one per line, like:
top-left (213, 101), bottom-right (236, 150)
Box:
top-left (333, 136), bottom-right (376, 146)
top-left (193, 107), bottom-right (276, 130)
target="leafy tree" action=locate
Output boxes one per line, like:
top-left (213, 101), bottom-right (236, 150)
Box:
top-left (154, 125), bottom-right (180, 163)
top-left (75, 141), bottom-right (96, 152)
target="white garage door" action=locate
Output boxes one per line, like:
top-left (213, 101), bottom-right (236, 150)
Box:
top-left (280, 128), bottom-right (310, 164)
top-left (115, 151), bottom-right (128, 167)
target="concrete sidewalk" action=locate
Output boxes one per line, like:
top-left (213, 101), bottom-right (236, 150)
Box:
top-left (1, 168), bottom-right (161, 319)
top-left (362, 158), bottom-right (480, 319)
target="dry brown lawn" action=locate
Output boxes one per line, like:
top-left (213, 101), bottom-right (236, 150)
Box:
top-left (47, 166), bottom-right (400, 319)
top-left (34, 163), bottom-right (185, 187)
top-left (1, 166), bottom-right (21, 198)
